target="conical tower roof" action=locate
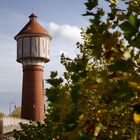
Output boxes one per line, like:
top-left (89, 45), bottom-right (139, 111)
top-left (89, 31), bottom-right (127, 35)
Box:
top-left (14, 13), bottom-right (51, 40)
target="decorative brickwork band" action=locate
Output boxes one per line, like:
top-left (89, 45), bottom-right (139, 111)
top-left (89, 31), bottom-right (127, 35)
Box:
top-left (23, 65), bottom-right (44, 72)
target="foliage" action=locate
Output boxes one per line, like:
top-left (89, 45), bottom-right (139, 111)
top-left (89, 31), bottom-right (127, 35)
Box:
top-left (11, 106), bottom-right (21, 118)
top-left (0, 112), bottom-right (5, 118)
top-left (14, 0), bottom-right (140, 139)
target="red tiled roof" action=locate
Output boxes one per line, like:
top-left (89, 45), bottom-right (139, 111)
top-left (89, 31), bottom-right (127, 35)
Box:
top-left (15, 13), bottom-right (51, 39)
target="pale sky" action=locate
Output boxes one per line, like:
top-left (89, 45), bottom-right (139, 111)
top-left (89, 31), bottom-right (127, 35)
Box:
top-left (0, 0), bottom-right (88, 114)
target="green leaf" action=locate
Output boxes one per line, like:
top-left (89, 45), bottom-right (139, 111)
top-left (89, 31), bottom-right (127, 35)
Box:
top-left (46, 77), bottom-right (63, 87)
top-left (83, 11), bottom-right (94, 16)
top-left (119, 15), bottom-right (140, 39)
top-left (93, 42), bottom-right (102, 59)
top-left (64, 114), bottom-right (78, 131)
top-left (112, 80), bottom-right (133, 101)
top-left (108, 13), bottom-right (115, 20)
top-left (120, 22), bottom-right (134, 31)
top-left (133, 104), bottom-right (140, 114)
top-left (71, 85), bottom-right (80, 102)
top-left (108, 60), bottom-right (133, 72)
top-left (50, 71), bottom-right (58, 79)
top-left (85, 0), bottom-right (98, 11)
top-left (80, 133), bottom-right (92, 140)
top-left (134, 35), bottom-right (140, 49)
top-left (110, 0), bottom-right (118, 6)
top-left (128, 15), bottom-right (138, 27)
top-left (120, 22), bottom-right (136, 39)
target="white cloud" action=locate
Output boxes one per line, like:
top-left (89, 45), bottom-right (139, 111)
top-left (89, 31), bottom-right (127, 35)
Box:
top-left (47, 22), bottom-right (82, 43)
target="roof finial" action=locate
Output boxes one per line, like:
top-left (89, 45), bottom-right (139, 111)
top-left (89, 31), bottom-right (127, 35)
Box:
top-left (29, 13), bottom-right (37, 20)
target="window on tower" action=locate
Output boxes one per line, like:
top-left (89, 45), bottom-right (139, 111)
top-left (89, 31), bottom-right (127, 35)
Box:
top-left (42, 79), bottom-right (44, 90)
top-left (23, 37), bottom-right (30, 57)
top-left (17, 38), bottom-right (22, 58)
top-left (46, 39), bottom-right (50, 59)
top-left (31, 37), bottom-right (38, 57)
top-left (40, 37), bottom-right (46, 57)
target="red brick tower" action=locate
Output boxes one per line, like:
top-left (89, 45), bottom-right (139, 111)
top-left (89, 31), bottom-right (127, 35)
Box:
top-left (14, 13), bottom-right (51, 121)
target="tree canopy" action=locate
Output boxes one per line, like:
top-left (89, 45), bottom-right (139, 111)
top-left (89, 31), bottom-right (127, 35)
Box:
top-left (0, 112), bottom-right (5, 118)
top-left (14, 0), bottom-right (140, 139)
top-left (11, 106), bottom-right (21, 118)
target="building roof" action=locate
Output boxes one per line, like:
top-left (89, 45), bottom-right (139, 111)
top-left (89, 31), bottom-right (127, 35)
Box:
top-left (14, 13), bottom-right (51, 40)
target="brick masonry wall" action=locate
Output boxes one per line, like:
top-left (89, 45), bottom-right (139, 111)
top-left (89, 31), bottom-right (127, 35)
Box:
top-left (22, 65), bottom-right (45, 121)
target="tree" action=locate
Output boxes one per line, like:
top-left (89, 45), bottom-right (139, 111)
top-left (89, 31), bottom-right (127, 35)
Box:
top-left (11, 106), bottom-right (21, 118)
top-left (0, 112), bottom-right (5, 118)
top-left (14, 0), bottom-right (140, 139)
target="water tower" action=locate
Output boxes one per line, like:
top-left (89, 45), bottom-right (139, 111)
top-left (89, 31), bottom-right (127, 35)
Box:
top-left (14, 13), bottom-right (51, 121)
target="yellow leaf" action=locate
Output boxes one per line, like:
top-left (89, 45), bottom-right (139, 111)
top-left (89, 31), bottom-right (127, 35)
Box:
top-left (133, 112), bottom-right (140, 124)
top-left (79, 114), bottom-right (84, 120)
top-left (129, 81), bottom-right (140, 89)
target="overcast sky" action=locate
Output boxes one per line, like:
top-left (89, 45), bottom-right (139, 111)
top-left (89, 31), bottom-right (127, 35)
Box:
top-left (0, 0), bottom-right (89, 114)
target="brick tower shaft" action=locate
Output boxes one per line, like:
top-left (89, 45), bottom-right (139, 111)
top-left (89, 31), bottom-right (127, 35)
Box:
top-left (22, 65), bottom-right (45, 121)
